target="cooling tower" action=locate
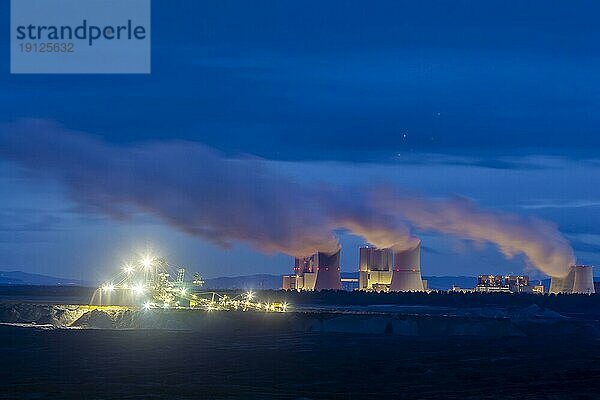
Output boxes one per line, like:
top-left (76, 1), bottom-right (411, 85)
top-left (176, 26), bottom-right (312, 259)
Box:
top-left (314, 250), bottom-right (342, 290)
top-left (573, 265), bottom-right (595, 294)
top-left (550, 265), bottom-right (595, 294)
top-left (390, 242), bottom-right (424, 292)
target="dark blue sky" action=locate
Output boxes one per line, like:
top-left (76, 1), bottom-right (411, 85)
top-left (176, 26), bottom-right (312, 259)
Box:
top-left (3, 1), bottom-right (600, 158)
top-left (0, 1), bottom-right (599, 280)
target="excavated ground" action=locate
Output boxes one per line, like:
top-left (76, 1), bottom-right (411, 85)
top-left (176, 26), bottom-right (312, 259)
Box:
top-left (2, 301), bottom-right (600, 399)
top-left (1, 302), bottom-right (598, 337)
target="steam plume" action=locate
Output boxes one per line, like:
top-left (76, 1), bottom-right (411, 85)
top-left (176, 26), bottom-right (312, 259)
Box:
top-left (373, 190), bottom-right (575, 277)
top-left (0, 119), bottom-right (574, 277)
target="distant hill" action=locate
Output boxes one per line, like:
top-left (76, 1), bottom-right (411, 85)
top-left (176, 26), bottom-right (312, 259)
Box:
top-left (0, 271), bottom-right (94, 286)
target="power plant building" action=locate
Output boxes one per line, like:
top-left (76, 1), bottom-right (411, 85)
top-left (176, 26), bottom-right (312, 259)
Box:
top-left (282, 250), bottom-right (342, 291)
top-left (550, 265), bottom-right (595, 294)
top-left (475, 275), bottom-right (543, 293)
top-left (355, 242), bottom-right (427, 292)
top-left (282, 242), bottom-right (425, 292)
top-left (358, 246), bottom-right (393, 291)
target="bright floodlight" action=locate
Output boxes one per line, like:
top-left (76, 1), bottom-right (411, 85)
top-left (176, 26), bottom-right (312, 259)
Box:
top-left (132, 283), bottom-right (145, 295)
top-left (123, 264), bottom-right (134, 274)
top-left (179, 288), bottom-right (187, 296)
top-left (102, 283), bottom-right (115, 292)
top-left (141, 255), bottom-right (153, 269)
top-left (143, 301), bottom-right (151, 310)
top-left (246, 291), bottom-right (254, 300)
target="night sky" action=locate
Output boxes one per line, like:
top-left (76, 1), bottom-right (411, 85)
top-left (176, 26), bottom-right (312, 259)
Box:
top-left (1, 1), bottom-right (599, 282)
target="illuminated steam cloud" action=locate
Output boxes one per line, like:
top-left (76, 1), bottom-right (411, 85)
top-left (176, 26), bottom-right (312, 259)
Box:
top-left (321, 190), bottom-right (420, 251)
top-left (0, 119), bottom-right (339, 256)
top-left (0, 119), bottom-right (574, 276)
top-left (373, 191), bottom-right (575, 277)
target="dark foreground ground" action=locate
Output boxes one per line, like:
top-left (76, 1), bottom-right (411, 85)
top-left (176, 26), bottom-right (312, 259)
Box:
top-left (1, 325), bottom-right (600, 399)
top-left (2, 287), bottom-right (600, 399)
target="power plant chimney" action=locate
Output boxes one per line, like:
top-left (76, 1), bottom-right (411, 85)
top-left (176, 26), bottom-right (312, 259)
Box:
top-left (314, 249), bottom-right (342, 290)
top-left (390, 242), bottom-right (424, 292)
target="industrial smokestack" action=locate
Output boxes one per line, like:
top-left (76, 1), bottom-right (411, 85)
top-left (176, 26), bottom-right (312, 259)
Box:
top-left (549, 265), bottom-right (595, 294)
top-left (389, 242), bottom-right (424, 292)
top-left (314, 250), bottom-right (342, 291)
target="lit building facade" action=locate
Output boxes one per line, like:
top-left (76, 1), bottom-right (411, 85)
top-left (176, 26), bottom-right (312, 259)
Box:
top-left (358, 246), bottom-right (393, 291)
top-left (475, 275), bottom-right (543, 293)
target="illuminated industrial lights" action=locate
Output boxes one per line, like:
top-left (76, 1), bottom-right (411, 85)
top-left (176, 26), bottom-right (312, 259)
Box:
top-left (132, 283), bottom-right (145, 295)
top-left (92, 252), bottom-right (289, 313)
top-left (140, 255), bottom-right (154, 269)
top-left (123, 264), bottom-right (134, 274)
top-left (102, 283), bottom-right (115, 292)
